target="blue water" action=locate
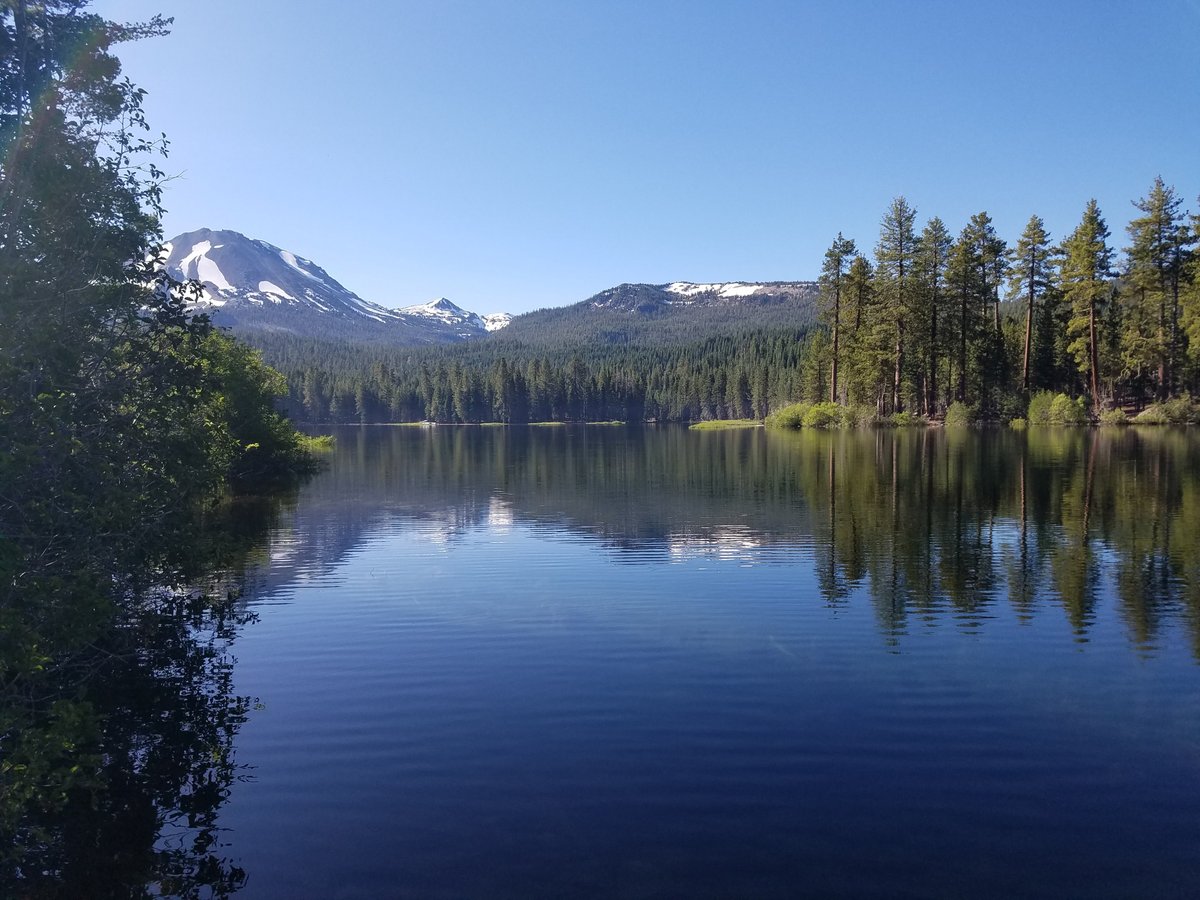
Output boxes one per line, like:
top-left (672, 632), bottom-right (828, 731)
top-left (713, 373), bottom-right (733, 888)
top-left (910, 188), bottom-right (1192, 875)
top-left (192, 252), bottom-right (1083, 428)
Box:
top-left (216, 426), bottom-right (1200, 898)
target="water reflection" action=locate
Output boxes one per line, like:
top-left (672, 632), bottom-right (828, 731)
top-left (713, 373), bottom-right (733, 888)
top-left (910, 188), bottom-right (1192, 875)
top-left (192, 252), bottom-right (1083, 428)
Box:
top-left (0, 492), bottom-right (296, 898)
top-left (292, 425), bottom-right (1200, 658)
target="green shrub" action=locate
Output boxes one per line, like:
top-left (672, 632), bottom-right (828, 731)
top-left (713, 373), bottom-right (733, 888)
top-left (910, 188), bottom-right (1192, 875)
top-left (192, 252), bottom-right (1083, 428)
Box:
top-left (1134, 405), bottom-right (1169, 425)
top-left (841, 405), bottom-right (875, 428)
top-left (690, 419), bottom-right (759, 430)
top-left (1027, 391), bottom-right (1055, 425)
top-left (1161, 395), bottom-right (1198, 424)
top-left (1009, 418), bottom-right (1027, 430)
top-left (803, 402), bottom-right (842, 429)
top-left (1098, 408), bottom-right (1128, 427)
top-left (945, 401), bottom-right (973, 428)
top-left (299, 434), bottom-right (337, 451)
top-left (890, 411), bottom-right (922, 427)
top-left (765, 402), bottom-right (810, 430)
top-left (1049, 393), bottom-right (1088, 425)
top-left (1132, 398), bottom-right (1197, 425)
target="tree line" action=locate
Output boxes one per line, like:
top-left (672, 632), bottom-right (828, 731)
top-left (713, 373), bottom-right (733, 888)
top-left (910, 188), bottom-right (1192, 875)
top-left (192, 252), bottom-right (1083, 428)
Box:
top-left (250, 327), bottom-right (825, 424)
top-left (814, 185), bottom-right (1200, 419)
top-left (259, 181), bottom-right (1200, 424)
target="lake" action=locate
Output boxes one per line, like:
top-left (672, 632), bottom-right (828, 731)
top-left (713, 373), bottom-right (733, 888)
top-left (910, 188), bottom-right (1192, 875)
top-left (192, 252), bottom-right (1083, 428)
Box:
top-left (194, 426), bottom-right (1200, 896)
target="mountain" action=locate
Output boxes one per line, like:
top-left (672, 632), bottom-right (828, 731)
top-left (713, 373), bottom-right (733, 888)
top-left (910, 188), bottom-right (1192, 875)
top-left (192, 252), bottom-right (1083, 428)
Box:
top-left (493, 280), bottom-right (818, 347)
top-left (163, 229), bottom-right (815, 350)
top-left (162, 229), bottom-right (509, 345)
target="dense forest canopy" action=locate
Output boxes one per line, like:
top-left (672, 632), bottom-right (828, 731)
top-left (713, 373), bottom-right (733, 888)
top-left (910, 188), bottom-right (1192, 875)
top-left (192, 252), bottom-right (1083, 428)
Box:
top-left (257, 183), bottom-right (1200, 424)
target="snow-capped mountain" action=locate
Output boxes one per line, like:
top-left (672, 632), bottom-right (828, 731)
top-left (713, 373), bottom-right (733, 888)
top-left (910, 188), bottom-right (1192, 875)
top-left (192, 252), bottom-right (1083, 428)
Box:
top-left (398, 298), bottom-right (490, 339)
top-left (162, 228), bottom-right (510, 345)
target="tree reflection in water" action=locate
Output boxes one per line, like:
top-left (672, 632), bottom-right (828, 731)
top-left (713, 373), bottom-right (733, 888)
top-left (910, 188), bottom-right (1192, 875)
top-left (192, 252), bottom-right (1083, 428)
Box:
top-left (5, 425), bottom-right (1199, 895)
top-left (1, 492), bottom-right (294, 898)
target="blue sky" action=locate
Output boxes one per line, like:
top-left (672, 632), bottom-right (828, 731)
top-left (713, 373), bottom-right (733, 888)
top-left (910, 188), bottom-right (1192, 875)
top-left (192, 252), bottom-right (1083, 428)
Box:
top-left (96, 0), bottom-right (1200, 315)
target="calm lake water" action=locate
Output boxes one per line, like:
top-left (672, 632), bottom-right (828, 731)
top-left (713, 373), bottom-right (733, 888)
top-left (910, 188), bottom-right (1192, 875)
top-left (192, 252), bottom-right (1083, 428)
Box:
top-left (213, 425), bottom-right (1200, 898)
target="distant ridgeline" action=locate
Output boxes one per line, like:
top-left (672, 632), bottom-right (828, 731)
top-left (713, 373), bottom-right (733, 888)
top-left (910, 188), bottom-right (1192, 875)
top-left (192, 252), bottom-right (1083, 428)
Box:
top-left (244, 279), bottom-right (820, 424)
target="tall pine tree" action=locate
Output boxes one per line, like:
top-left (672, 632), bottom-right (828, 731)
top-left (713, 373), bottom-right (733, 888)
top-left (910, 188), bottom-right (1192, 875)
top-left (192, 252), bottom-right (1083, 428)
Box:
top-left (1061, 200), bottom-right (1115, 411)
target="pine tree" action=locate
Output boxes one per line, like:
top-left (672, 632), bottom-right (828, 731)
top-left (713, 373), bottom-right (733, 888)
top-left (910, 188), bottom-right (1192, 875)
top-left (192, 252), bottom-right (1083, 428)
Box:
top-left (819, 232), bottom-right (857, 403)
top-left (874, 198), bottom-right (919, 412)
top-left (1007, 215), bottom-right (1056, 392)
top-left (914, 217), bottom-right (951, 414)
top-left (945, 229), bottom-right (981, 403)
top-left (1061, 200), bottom-right (1115, 411)
top-left (841, 254), bottom-right (877, 405)
top-left (1124, 177), bottom-right (1192, 398)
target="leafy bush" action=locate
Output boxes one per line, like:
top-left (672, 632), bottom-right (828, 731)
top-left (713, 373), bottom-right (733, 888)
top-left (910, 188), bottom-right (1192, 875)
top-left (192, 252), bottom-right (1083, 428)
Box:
top-left (803, 402), bottom-right (842, 429)
top-left (1098, 408), bottom-right (1128, 427)
top-left (300, 434), bottom-right (337, 451)
top-left (843, 405), bottom-right (877, 428)
top-left (1009, 418), bottom-right (1027, 430)
top-left (1049, 393), bottom-right (1088, 425)
top-left (1027, 391), bottom-right (1055, 425)
top-left (1134, 397), bottom-right (1196, 425)
top-left (944, 401), bottom-right (973, 428)
top-left (1161, 396), bottom-right (1198, 424)
top-left (765, 403), bottom-right (810, 430)
top-left (890, 411), bottom-right (922, 427)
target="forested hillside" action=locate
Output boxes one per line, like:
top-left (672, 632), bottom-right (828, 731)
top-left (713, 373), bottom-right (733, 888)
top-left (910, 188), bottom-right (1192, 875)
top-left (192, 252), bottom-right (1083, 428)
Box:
top-left (249, 326), bottom-right (817, 423)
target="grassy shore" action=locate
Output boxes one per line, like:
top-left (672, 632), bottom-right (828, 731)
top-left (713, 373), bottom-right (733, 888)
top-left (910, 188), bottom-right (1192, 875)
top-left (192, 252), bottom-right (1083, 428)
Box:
top-left (688, 419), bottom-right (762, 430)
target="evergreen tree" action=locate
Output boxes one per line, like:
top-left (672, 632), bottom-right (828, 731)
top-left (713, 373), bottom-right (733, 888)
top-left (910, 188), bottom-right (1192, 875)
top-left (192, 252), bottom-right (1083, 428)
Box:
top-left (914, 217), bottom-right (952, 414)
top-left (1007, 215), bottom-right (1057, 392)
top-left (874, 197), bottom-right (919, 412)
top-left (945, 228), bottom-right (982, 403)
top-left (819, 232), bottom-right (857, 403)
top-left (1061, 200), bottom-right (1115, 411)
top-left (1124, 177), bottom-right (1192, 398)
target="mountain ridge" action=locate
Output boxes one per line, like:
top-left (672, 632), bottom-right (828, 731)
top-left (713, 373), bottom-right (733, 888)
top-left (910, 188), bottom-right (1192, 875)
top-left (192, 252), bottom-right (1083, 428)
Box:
top-left (163, 228), bottom-right (817, 348)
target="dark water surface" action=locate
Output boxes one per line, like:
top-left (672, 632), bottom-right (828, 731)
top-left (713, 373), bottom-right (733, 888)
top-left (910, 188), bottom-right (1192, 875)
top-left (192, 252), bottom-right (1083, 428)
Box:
top-left (220, 426), bottom-right (1200, 898)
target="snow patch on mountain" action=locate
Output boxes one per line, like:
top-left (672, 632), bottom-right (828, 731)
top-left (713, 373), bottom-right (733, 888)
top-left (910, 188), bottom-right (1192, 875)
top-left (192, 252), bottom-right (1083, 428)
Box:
top-left (258, 280), bottom-right (294, 301)
top-left (481, 313), bottom-right (512, 332)
top-left (665, 282), bottom-right (765, 300)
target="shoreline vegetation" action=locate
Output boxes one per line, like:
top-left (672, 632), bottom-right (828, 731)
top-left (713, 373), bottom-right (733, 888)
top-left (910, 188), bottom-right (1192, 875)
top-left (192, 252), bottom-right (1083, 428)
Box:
top-left (1, 6), bottom-right (327, 890)
top-left (764, 393), bottom-right (1198, 429)
top-left (689, 419), bottom-right (762, 430)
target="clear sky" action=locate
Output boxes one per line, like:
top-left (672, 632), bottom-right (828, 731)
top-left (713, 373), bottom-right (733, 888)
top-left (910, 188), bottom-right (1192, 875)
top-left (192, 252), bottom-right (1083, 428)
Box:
top-left (94, 0), bottom-right (1200, 315)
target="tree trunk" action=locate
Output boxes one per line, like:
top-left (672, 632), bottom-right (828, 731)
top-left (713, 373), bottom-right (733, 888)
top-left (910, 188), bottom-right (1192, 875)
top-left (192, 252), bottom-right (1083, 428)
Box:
top-left (958, 288), bottom-right (968, 402)
top-left (830, 287), bottom-right (840, 404)
top-left (1022, 262), bottom-right (1034, 390)
top-left (929, 289), bottom-right (938, 415)
top-left (1088, 298), bottom-right (1101, 412)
